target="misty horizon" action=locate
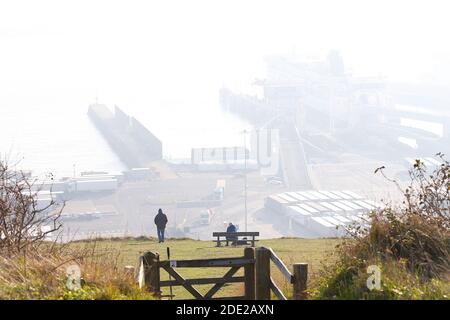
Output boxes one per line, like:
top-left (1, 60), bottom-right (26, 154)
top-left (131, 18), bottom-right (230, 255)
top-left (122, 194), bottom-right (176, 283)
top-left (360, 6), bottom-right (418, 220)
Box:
top-left (0, 0), bottom-right (449, 241)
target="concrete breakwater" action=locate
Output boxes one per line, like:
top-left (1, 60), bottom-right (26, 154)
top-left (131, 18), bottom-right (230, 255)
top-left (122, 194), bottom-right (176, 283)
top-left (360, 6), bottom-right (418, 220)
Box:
top-left (219, 87), bottom-right (277, 126)
top-left (88, 104), bottom-right (162, 168)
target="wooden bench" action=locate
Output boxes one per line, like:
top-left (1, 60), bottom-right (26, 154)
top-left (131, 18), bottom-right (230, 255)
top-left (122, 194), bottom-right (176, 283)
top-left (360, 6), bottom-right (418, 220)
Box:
top-left (213, 232), bottom-right (260, 247)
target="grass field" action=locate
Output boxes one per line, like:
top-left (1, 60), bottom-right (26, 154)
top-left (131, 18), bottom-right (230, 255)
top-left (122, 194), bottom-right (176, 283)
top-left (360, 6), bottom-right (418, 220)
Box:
top-left (79, 237), bottom-right (341, 299)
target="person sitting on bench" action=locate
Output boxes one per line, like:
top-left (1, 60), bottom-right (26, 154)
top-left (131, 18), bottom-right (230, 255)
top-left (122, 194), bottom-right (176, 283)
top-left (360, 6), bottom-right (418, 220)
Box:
top-left (225, 222), bottom-right (237, 246)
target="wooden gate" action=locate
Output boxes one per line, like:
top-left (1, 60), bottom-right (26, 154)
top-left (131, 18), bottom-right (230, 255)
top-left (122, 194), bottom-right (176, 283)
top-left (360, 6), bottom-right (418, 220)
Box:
top-left (138, 247), bottom-right (308, 300)
top-left (139, 247), bottom-right (255, 300)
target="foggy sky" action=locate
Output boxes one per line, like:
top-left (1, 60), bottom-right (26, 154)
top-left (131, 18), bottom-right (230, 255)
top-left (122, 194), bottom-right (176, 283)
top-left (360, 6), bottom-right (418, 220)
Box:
top-left (1, 0), bottom-right (450, 109)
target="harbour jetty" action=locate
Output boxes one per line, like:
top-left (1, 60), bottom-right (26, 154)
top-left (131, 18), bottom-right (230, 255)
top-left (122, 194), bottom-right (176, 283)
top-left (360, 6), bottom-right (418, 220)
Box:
top-left (88, 104), bottom-right (162, 168)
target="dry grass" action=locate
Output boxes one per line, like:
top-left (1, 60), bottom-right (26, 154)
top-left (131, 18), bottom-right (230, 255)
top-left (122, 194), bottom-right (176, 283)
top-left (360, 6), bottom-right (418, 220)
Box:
top-left (0, 236), bottom-right (340, 300)
top-left (69, 237), bottom-right (341, 299)
top-left (0, 241), bottom-right (154, 300)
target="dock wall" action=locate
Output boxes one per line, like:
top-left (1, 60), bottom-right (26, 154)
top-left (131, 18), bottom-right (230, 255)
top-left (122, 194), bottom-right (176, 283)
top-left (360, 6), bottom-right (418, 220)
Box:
top-left (88, 104), bottom-right (162, 168)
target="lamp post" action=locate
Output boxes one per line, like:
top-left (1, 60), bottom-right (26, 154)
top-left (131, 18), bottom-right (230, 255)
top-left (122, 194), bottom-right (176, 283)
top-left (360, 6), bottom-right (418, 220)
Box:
top-left (241, 129), bottom-right (249, 232)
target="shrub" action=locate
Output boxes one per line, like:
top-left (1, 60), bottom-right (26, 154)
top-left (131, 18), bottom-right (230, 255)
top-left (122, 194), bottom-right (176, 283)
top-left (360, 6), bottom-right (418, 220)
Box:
top-left (313, 154), bottom-right (449, 299)
top-left (0, 241), bottom-right (153, 300)
top-left (0, 160), bottom-right (63, 255)
top-left (0, 159), bottom-right (153, 300)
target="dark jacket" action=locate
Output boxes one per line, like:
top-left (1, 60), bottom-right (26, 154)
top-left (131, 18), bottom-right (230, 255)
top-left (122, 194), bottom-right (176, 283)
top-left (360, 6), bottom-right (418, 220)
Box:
top-left (226, 224), bottom-right (237, 241)
top-left (154, 212), bottom-right (168, 229)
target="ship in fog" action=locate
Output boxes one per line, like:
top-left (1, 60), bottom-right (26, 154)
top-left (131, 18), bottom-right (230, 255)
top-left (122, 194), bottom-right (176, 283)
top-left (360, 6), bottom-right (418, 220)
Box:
top-left (219, 51), bottom-right (450, 238)
top-left (220, 51), bottom-right (450, 189)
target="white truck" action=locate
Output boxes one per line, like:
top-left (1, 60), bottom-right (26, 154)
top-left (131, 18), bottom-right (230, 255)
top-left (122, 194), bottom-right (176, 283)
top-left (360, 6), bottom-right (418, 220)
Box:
top-left (68, 178), bottom-right (118, 193)
top-left (199, 209), bottom-right (214, 225)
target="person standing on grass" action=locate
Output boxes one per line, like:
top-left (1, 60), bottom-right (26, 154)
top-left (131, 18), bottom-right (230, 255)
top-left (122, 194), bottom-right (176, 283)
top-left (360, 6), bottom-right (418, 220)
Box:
top-left (154, 208), bottom-right (168, 243)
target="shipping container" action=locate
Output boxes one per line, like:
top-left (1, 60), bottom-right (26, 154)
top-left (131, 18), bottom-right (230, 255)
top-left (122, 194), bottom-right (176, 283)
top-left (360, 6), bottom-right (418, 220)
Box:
top-left (286, 205), bottom-right (312, 225)
top-left (339, 200), bottom-right (364, 210)
top-left (286, 192), bottom-right (308, 201)
top-left (329, 191), bottom-right (353, 199)
top-left (307, 191), bottom-right (330, 200)
top-left (297, 191), bottom-right (321, 200)
top-left (309, 217), bottom-right (337, 237)
top-left (317, 190), bottom-right (342, 199)
top-left (341, 190), bottom-right (364, 199)
top-left (277, 193), bottom-right (299, 203)
top-left (332, 201), bottom-right (356, 211)
top-left (297, 203), bottom-right (319, 213)
top-left (319, 201), bottom-right (344, 212)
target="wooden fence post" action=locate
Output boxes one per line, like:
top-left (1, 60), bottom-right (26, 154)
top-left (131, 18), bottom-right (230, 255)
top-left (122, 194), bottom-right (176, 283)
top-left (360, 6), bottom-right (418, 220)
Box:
top-left (142, 251), bottom-right (160, 296)
top-left (293, 263), bottom-right (308, 300)
top-left (244, 247), bottom-right (255, 300)
top-left (255, 247), bottom-right (271, 300)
